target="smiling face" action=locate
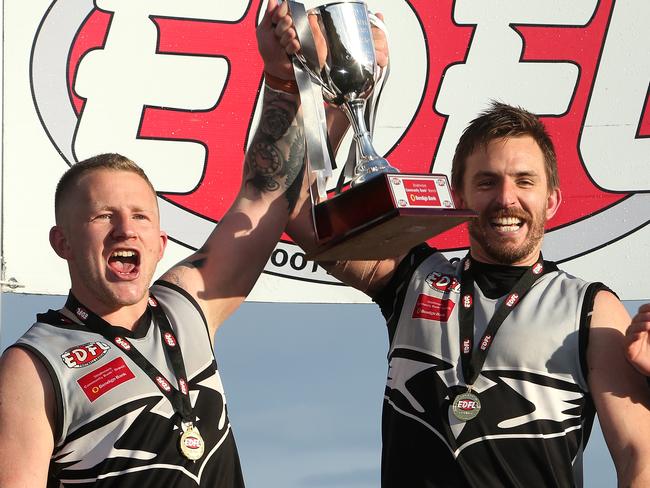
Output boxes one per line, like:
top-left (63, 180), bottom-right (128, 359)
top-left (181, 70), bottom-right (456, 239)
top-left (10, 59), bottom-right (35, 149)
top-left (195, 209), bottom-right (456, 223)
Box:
top-left (50, 169), bottom-right (167, 315)
top-left (456, 135), bottom-right (561, 266)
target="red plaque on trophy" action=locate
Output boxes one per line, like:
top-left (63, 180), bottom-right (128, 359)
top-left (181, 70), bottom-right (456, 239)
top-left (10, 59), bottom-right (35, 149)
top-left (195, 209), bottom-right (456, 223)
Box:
top-left (306, 174), bottom-right (477, 261)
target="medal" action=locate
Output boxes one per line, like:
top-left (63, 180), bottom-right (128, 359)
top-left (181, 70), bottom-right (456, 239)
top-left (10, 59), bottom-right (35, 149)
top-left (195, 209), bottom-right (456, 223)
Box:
top-left (452, 390), bottom-right (481, 421)
top-left (454, 255), bottom-right (546, 423)
top-left (179, 422), bottom-right (205, 461)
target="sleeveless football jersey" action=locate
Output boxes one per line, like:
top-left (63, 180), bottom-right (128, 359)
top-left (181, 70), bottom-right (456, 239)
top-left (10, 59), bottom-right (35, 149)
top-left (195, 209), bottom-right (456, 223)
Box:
top-left (13, 281), bottom-right (244, 487)
top-left (374, 245), bottom-right (605, 488)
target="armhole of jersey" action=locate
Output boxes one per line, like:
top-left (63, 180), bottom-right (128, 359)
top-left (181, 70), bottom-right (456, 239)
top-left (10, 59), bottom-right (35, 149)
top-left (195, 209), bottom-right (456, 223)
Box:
top-left (577, 282), bottom-right (611, 449)
top-left (153, 280), bottom-right (212, 343)
top-left (373, 244), bottom-right (437, 346)
top-left (580, 394), bottom-right (597, 448)
top-left (578, 282), bottom-right (612, 386)
top-left (6, 343), bottom-right (65, 444)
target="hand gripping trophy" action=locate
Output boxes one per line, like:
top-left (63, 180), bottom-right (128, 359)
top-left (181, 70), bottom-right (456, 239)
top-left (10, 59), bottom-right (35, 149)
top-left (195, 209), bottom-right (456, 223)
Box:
top-left (287, 1), bottom-right (476, 260)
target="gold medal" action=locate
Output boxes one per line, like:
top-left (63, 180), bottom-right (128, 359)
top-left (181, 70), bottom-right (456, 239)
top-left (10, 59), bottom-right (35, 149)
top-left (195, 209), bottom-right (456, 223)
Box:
top-left (179, 422), bottom-right (205, 461)
top-left (452, 391), bottom-right (481, 421)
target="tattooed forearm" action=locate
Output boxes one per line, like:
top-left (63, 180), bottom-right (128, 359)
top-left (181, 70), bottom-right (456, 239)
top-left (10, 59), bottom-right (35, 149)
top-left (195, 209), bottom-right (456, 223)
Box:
top-left (284, 155), bottom-right (306, 211)
top-left (244, 87), bottom-right (305, 210)
top-left (248, 142), bottom-right (282, 192)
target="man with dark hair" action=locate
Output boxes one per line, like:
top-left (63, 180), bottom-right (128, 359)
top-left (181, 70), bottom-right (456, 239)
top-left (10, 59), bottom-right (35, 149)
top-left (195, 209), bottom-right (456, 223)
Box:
top-left (0, 1), bottom-right (302, 486)
top-left (305, 102), bottom-right (650, 487)
top-left (272, 9), bottom-right (650, 486)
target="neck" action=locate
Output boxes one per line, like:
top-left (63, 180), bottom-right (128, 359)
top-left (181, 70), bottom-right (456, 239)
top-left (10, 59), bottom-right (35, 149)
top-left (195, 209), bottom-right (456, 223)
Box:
top-left (469, 245), bottom-right (542, 267)
top-left (69, 289), bottom-right (148, 330)
top-left (100, 306), bottom-right (148, 331)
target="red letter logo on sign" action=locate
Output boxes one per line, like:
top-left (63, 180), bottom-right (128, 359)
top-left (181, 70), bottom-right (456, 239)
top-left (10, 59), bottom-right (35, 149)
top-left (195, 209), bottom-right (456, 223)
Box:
top-left (29, 0), bottom-right (650, 289)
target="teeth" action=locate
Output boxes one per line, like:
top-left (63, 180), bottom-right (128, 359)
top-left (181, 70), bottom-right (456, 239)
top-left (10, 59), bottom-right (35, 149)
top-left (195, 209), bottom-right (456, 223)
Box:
top-left (112, 250), bottom-right (136, 258)
top-left (496, 225), bottom-right (520, 232)
top-left (491, 217), bottom-right (522, 226)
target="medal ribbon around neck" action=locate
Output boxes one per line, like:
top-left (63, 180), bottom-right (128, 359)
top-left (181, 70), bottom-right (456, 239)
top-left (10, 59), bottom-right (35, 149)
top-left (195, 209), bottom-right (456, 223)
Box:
top-left (458, 254), bottom-right (547, 388)
top-left (63, 293), bottom-right (204, 460)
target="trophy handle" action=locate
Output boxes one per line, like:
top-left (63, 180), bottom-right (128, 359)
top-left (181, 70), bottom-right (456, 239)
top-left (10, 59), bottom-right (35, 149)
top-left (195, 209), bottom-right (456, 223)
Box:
top-left (292, 54), bottom-right (337, 101)
top-left (287, 3), bottom-right (338, 100)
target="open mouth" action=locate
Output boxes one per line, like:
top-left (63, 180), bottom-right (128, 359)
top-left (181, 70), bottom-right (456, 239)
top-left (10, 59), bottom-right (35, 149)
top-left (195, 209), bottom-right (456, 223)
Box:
top-left (489, 216), bottom-right (524, 233)
top-left (108, 249), bottom-right (140, 278)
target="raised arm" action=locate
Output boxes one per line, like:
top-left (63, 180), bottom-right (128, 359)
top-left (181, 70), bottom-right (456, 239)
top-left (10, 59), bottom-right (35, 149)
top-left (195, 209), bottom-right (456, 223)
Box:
top-left (159, 0), bottom-right (305, 337)
top-left (587, 292), bottom-right (650, 486)
top-left (274, 4), bottom-right (402, 297)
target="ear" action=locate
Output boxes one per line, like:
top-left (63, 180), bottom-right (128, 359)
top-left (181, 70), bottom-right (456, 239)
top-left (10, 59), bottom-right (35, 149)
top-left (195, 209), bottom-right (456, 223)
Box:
top-left (546, 187), bottom-right (562, 220)
top-left (49, 226), bottom-right (71, 260)
top-left (158, 231), bottom-right (168, 262)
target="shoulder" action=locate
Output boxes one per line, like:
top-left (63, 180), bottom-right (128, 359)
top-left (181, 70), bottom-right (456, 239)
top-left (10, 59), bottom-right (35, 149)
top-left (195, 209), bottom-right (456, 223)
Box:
top-left (151, 280), bottom-right (205, 315)
top-left (373, 244), bottom-right (448, 305)
top-left (151, 280), bottom-right (211, 337)
top-left (550, 263), bottom-right (625, 327)
top-left (0, 347), bottom-right (56, 484)
top-left (542, 264), bottom-right (609, 310)
top-left (590, 289), bottom-right (629, 331)
top-left (1, 344), bottom-right (48, 376)
top-left (0, 346), bottom-right (56, 432)
top-left (542, 262), bottom-right (589, 286)
top-left (586, 288), bottom-right (632, 378)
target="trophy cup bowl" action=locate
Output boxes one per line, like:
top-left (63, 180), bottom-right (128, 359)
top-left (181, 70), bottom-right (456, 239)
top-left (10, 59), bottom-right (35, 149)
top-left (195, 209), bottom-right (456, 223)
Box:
top-left (294, 1), bottom-right (398, 186)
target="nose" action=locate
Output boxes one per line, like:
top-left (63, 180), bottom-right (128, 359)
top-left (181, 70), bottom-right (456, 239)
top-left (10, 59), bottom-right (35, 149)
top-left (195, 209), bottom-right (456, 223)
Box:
top-left (111, 214), bottom-right (137, 240)
top-left (495, 179), bottom-right (517, 208)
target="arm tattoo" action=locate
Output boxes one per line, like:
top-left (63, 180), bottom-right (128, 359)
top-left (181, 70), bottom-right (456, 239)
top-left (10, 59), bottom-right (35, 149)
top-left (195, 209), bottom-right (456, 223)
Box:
top-left (244, 88), bottom-right (305, 211)
top-left (179, 244), bottom-right (208, 270)
top-left (179, 256), bottom-right (207, 269)
top-left (164, 246), bottom-right (208, 288)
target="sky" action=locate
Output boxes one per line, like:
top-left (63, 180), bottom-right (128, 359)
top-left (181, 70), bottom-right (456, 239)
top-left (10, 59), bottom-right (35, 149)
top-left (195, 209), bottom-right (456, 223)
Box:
top-left (2, 292), bottom-right (645, 487)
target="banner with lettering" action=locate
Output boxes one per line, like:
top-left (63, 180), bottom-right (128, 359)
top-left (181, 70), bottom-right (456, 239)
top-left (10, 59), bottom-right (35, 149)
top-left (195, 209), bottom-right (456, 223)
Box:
top-left (2, 0), bottom-right (648, 301)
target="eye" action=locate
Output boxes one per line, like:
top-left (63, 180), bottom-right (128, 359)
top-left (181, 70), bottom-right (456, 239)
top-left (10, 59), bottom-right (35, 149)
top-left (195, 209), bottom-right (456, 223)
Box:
top-left (517, 178), bottom-right (535, 187)
top-left (93, 213), bottom-right (112, 221)
top-left (476, 179), bottom-right (495, 189)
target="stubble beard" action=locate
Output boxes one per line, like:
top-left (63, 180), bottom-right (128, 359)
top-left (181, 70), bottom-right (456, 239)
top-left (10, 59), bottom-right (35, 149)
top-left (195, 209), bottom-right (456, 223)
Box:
top-left (76, 265), bottom-right (151, 311)
top-left (468, 207), bottom-right (547, 265)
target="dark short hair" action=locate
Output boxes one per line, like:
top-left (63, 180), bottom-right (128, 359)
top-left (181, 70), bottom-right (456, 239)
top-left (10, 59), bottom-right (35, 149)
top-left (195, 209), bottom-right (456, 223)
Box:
top-left (451, 101), bottom-right (559, 193)
top-left (54, 153), bottom-right (157, 223)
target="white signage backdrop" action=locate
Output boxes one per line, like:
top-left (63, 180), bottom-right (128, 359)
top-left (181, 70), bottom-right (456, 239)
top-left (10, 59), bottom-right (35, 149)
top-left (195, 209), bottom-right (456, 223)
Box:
top-left (2, 0), bottom-right (649, 301)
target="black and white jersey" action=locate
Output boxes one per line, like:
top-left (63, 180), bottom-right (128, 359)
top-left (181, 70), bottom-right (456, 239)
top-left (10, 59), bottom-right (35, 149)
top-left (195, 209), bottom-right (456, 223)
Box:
top-left (13, 281), bottom-right (244, 487)
top-left (374, 245), bottom-right (604, 488)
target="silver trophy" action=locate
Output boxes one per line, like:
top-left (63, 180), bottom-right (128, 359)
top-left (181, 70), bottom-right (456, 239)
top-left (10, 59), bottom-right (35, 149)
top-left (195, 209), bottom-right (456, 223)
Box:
top-left (290, 1), bottom-right (398, 186)
top-left (287, 1), bottom-right (475, 261)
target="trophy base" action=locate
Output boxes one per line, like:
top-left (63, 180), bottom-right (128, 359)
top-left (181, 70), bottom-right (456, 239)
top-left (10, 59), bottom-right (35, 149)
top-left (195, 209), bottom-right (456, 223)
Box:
top-left (306, 173), bottom-right (477, 261)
